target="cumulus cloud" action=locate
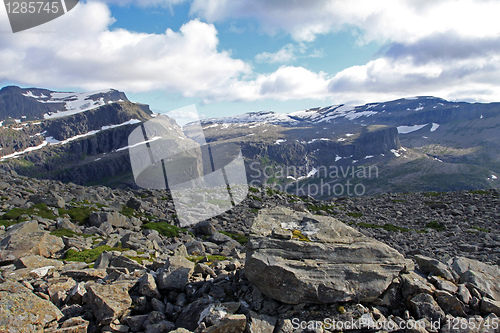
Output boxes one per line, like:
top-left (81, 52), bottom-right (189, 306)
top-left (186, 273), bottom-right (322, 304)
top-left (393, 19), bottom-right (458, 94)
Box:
top-left (0, 2), bottom-right (250, 97)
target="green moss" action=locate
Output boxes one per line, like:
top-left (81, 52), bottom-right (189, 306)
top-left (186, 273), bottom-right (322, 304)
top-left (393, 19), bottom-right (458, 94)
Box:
top-left (337, 306), bottom-right (346, 314)
top-left (64, 245), bottom-right (128, 263)
top-left (50, 228), bottom-right (92, 238)
top-left (472, 225), bottom-right (490, 233)
top-left (2, 203), bottom-right (57, 220)
top-left (120, 205), bottom-right (137, 218)
top-left (248, 195), bottom-right (262, 201)
top-left (141, 221), bottom-right (192, 237)
top-left (308, 204), bottom-right (337, 214)
top-left (126, 256), bottom-right (152, 264)
top-left (425, 221), bottom-right (446, 231)
top-left (470, 190), bottom-right (489, 195)
top-left (357, 222), bottom-right (410, 232)
top-left (0, 219), bottom-right (17, 228)
top-left (187, 255), bottom-right (228, 263)
top-left (292, 229), bottom-right (311, 242)
top-left (220, 231), bottom-right (249, 245)
top-left (423, 192), bottom-right (442, 197)
top-left (248, 187), bottom-right (259, 193)
top-left (347, 212), bottom-right (363, 218)
top-left (59, 207), bottom-right (95, 225)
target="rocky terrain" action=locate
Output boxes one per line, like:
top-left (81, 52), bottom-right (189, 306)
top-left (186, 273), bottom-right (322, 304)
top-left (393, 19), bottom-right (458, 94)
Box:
top-left (1, 169), bottom-right (500, 332)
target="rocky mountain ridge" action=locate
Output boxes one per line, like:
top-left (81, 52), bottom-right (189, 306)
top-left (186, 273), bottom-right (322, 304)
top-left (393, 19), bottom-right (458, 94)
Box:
top-left (0, 170), bottom-right (499, 332)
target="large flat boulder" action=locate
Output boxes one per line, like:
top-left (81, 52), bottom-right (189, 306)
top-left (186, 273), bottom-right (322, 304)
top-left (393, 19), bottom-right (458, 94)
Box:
top-left (84, 282), bottom-right (132, 326)
top-left (448, 256), bottom-right (500, 302)
top-left (245, 207), bottom-right (411, 304)
top-left (0, 281), bottom-right (63, 332)
top-left (0, 221), bottom-right (65, 262)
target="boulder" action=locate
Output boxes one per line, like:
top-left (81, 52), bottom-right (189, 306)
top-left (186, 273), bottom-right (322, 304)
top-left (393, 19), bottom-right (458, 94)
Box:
top-left (0, 281), bottom-right (63, 332)
top-left (245, 207), bottom-right (411, 304)
top-left (0, 221), bottom-right (65, 262)
top-left (408, 293), bottom-right (445, 323)
top-left (14, 254), bottom-right (63, 270)
top-left (448, 256), bottom-right (500, 302)
top-left (414, 255), bottom-right (456, 282)
top-left (156, 255), bottom-right (194, 290)
top-left (84, 282), bottom-right (132, 326)
top-left (89, 211), bottom-right (137, 229)
top-left (29, 193), bottom-right (65, 208)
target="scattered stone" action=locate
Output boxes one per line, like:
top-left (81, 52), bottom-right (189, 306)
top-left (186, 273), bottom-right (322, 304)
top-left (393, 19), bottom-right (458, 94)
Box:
top-left (84, 282), bottom-right (132, 326)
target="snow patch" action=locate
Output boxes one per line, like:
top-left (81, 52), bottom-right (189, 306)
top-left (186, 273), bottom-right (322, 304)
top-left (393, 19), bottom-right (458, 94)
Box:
top-left (275, 139), bottom-right (286, 145)
top-left (430, 123), bottom-right (440, 132)
top-left (397, 124), bottom-right (428, 134)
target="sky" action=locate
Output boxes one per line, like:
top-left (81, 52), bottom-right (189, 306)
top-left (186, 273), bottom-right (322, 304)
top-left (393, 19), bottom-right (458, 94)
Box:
top-left (1, 0), bottom-right (500, 122)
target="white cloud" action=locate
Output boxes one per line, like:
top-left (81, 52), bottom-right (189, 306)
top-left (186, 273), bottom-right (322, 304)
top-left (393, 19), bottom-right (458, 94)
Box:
top-left (190, 0), bottom-right (500, 43)
top-left (255, 44), bottom-right (303, 64)
top-left (0, 2), bottom-right (249, 96)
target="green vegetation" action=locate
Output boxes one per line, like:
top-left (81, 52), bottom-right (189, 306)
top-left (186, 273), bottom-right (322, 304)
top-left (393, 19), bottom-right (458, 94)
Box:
top-left (50, 228), bottom-right (92, 238)
top-left (0, 219), bottom-right (17, 228)
top-left (472, 225), bottom-right (490, 233)
top-left (141, 221), bottom-right (191, 237)
top-left (469, 190), bottom-right (489, 195)
top-left (187, 255), bottom-right (228, 263)
top-left (357, 222), bottom-right (410, 232)
top-left (248, 187), bottom-right (259, 193)
top-left (425, 221), bottom-right (446, 231)
top-left (347, 212), bottom-right (363, 218)
top-left (64, 245), bottom-right (127, 263)
top-left (337, 306), bottom-right (346, 314)
top-left (308, 204), bottom-right (338, 214)
top-left (424, 192), bottom-right (443, 197)
top-left (248, 195), bottom-right (262, 201)
top-left (220, 231), bottom-right (249, 245)
top-left (2, 203), bottom-right (57, 220)
top-left (59, 207), bottom-right (95, 225)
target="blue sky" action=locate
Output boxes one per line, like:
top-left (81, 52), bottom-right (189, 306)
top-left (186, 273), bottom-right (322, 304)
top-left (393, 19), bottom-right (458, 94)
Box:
top-left (1, 0), bottom-right (500, 122)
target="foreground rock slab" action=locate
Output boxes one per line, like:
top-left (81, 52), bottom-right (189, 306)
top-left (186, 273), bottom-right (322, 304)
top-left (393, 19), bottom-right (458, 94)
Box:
top-left (245, 207), bottom-right (411, 304)
top-left (0, 281), bottom-right (63, 332)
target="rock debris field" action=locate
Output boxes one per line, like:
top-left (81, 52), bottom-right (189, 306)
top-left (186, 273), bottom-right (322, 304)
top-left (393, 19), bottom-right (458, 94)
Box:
top-left (0, 168), bottom-right (499, 333)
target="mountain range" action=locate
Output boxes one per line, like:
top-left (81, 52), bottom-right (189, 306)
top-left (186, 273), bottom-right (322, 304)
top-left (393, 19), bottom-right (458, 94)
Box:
top-left (0, 85), bottom-right (499, 197)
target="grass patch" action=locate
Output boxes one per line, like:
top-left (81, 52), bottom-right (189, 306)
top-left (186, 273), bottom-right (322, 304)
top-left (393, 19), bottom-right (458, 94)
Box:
top-left (220, 231), bottom-right (249, 245)
top-left (470, 190), bottom-right (489, 195)
top-left (50, 228), bottom-right (92, 238)
top-left (424, 192), bottom-right (443, 197)
top-left (141, 221), bottom-right (191, 237)
top-left (472, 225), bottom-right (490, 233)
top-left (59, 207), bottom-right (95, 225)
top-left (64, 245), bottom-right (127, 263)
top-left (347, 212), bottom-right (363, 218)
top-left (357, 222), bottom-right (410, 232)
top-left (248, 195), bottom-right (262, 201)
top-left (308, 204), bottom-right (337, 214)
top-left (187, 255), bottom-right (228, 263)
top-left (248, 187), bottom-right (259, 193)
top-left (0, 219), bottom-right (17, 228)
top-left (425, 221), bottom-right (446, 231)
top-left (2, 203), bottom-right (57, 220)
top-left (120, 205), bottom-right (137, 218)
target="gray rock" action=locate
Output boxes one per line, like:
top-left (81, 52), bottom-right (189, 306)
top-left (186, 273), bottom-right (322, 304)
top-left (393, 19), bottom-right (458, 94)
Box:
top-left (245, 207), bottom-right (410, 304)
top-left (89, 211), bottom-right (134, 229)
top-left (0, 281), bottom-right (63, 332)
top-left (449, 256), bottom-right (500, 302)
top-left (457, 284), bottom-right (471, 304)
top-left (414, 255), bottom-right (456, 282)
top-left (137, 273), bottom-right (161, 299)
top-left (195, 221), bottom-right (217, 236)
top-left (482, 298), bottom-right (500, 316)
top-left (29, 192), bottom-right (65, 208)
top-left (247, 311), bottom-right (277, 333)
top-left (84, 282), bottom-right (132, 326)
top-left (435, 290), bottom-right (466, 317)
top-left (409, 293), bottom-right (445, 323)
top-left (0, 220), bottom-right (65, 262)
top-left (156, 255), bottom-right (194, 290)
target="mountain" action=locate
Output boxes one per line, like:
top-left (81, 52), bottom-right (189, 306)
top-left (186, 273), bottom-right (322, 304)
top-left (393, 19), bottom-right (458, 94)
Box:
top-left (192, 96), bottom-right (500, 197)
top-left (0, 86), bottom-right (159, 187)
top-left (1, 87), bottom-right (499, 196)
